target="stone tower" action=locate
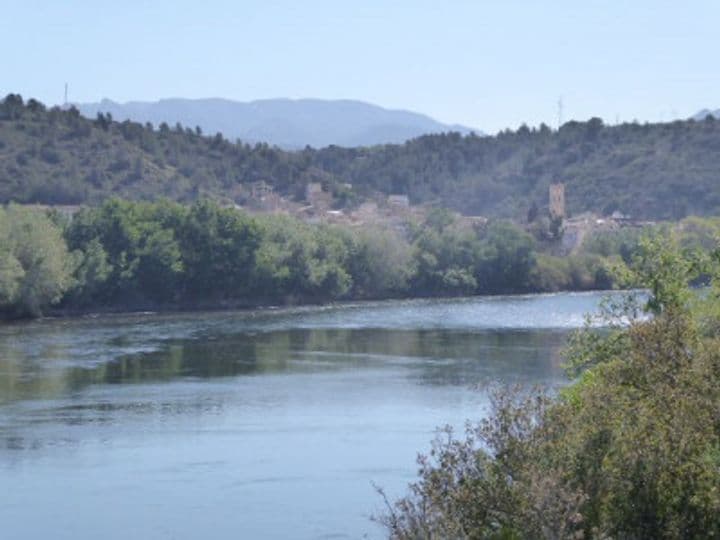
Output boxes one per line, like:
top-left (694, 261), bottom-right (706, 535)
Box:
top-left (549, 183), bottom-right (565, 220)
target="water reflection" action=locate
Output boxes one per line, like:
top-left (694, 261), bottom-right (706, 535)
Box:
top-left (0, 327), bottom-right (567, 404)
top-left (0, 293), bottom-right (604, 540)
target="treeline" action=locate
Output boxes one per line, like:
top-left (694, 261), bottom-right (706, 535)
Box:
top-left (328, 118), bottom-right (720, 219)
top-left (0, 199), bottom-right (640, 319)
top-left (3, 94), bottom-right (720, 220)
top-left (0, 94), bottom-right (305, 206)
top-left (381, 234), bottom-right (720, 538)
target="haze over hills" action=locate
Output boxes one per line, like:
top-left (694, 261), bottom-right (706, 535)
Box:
top-left (76, 98), bottom-right (478, 149)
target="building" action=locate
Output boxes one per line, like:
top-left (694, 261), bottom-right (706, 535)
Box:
top-left (305, 182), bottom-right (333, 210)
top-left (387, 194), bottom-right (410, 209)
top-left (250, 180), bottom-right (273, 200)
top-left (349, 201), bottom-right (379, 225)
top-left (22, 204), bottom-right (83, 220)
top-left (458, 215), bottom-right (488, 231)
top-left (549, 183), bottom-right (565, 220)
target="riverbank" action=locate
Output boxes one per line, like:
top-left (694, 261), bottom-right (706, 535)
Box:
top-left (2, 198), bottom-right (671, 321)
top-left (27, 286), bottom-right (619, 324)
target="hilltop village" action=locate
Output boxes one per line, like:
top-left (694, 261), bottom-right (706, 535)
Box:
top-left (25, 180), bottom-right (652, 259)
top-left (23, 179), bottom-right (654, 258)
top-left (201, 179), bottom-right (655, 254)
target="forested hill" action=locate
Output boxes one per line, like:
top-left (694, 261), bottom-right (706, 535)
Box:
top-left (2, 94), bottom-right (720, 220)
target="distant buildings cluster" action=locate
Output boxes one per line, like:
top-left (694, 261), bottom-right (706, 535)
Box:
top-left (238, 180), bottom-right (427, 230)
top-left (543, 182), bottom-right (655, 254)
top-left (16, 180), bottom-right (653, 251)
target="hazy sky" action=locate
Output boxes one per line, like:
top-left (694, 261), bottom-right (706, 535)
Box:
top-left (3, 0), bottom-right (719, 133)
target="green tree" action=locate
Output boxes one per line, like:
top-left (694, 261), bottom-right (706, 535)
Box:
top-left (410, 217), bottom-right (480, 296)
top-left (382, 234), bottom-right (720, 539)
top-left (0, 205), bottom-right (74, 316)
top-left (136, 228), bottom-right (183, 302)
top-left (349, 227), bottom-right (415, 297)
top-left (178, 200), bottom-right (260, 299)
top-left (252, 216), bottom-right (352, 301)
top-left (69, 237), bottom-right (112, 305)
top-left (477, 220), bottom-right (536, 293)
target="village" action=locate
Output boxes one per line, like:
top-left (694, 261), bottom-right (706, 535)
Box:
top-left (235, 179), bottom-right (655, 254)
top-left (21, 179), bottom-right (655, 256)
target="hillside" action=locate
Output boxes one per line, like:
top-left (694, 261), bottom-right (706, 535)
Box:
top-left (2, 94), bottom-right (720, 220)
top-left (76, 97), bottom-right (476, 149)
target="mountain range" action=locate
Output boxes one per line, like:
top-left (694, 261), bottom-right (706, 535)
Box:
top-left (76, 98), bottom-right (478, 149)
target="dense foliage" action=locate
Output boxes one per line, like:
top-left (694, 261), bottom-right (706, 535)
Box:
top-left (0, 200), bottom-right (629, 319)
top-left (0, 205), bottom-right (75, 317)
top-left (380, 235), bottom-right (720, 539)
top-left (61, 201), bottom-right (548, 309)
top-left (3, 94), bottom-right (720, 219)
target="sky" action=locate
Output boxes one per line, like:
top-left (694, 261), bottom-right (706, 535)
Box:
top-left (2, 0), bottom-right (719, 133)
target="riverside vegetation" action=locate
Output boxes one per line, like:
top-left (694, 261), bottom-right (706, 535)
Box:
top-left (0, 199), bottom-right (618, 319)
top-left (2, 197), bottom-right (720, 320)
top-left (379, 234), bottom-right (720, 539)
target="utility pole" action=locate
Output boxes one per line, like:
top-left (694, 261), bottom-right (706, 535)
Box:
top-left (64, 83), bottom-right (68, 107)
top-left (557, 96), bottom-right (564, 129)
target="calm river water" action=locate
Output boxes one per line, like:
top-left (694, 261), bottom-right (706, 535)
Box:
top-left (0, 292), bottom-right (612, 539)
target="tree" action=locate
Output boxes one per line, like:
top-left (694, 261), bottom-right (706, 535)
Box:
top-left (477, 220), bottom-right (536, 293)
top-left (136, 228), bottom-right (183, 302)
top-left (0, 93), bottom-right (24, 120)
top-left (0, 205), bottom-right (75, 316)
top-left (178, 200), bottom-right (261, 299)
top-left (0, 239), bottom-right (23, 307)
top-left (527, 200), bottom-right (539, 223)
top-left (410, 216), bottom-right (481, 296)
top-left (252, 215), bottom-right (352, 301)
top-left (349, 227), bottom-right (414, 297)
top-left (69, 238), bottom-right (112, 305)
top-left (381, 234), bottom-right (720, 539)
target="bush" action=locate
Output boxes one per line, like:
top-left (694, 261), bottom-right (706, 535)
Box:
top-left (380, 235), bottom-right (720, 539)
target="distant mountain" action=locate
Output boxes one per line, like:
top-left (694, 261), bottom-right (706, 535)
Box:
top-left (76, 98), bottom-right (478, 148)
top-left (692, 108), bottom-right (720, 121)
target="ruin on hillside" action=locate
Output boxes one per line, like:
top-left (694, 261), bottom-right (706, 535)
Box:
top-left (549, 183), bottom-right (565, 220)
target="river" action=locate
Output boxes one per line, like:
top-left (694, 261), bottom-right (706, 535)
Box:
top-left (0, 291), bottom-right (613, 539)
